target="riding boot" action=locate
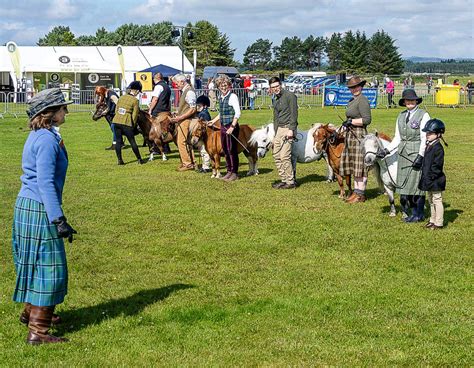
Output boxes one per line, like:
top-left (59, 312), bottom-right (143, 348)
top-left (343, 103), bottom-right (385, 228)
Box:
top-left (27, 306), bottom-right (68, 345)
top-left (19, 303), bottom-right (31, 324)
top-left (20, 303), bottom-right (62, 325)
top-left (400, 195), bottom-right (410, 219)
top-left (405, 195), bottom-right (425, 223)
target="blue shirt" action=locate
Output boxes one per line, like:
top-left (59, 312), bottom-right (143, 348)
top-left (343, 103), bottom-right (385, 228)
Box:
top-left (198, 108), bottom-right (211, 121)
top-left (18, 128), bottom-right (68, 222)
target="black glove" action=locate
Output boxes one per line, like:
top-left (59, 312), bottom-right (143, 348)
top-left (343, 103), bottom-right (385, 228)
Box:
top-left (52, 216), bottom-right (77, 243)
top-left (376, 147), bottom-right (390, 159)
top-left (341, 119), bottom-right (352, 128)
top-left (412, 154), bottom-right (423, 171)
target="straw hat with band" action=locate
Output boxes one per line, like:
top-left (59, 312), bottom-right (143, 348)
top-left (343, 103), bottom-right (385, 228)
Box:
top-left (346, 76), bottom-right (366, 88)
top-left (27, 88), bottom-right (73, 120)
top-left (399, 89), bottom-right (423, 106)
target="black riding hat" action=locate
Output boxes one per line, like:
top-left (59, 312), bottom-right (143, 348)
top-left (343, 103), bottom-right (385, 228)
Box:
top-left (196, 95), bottom-right (210, 107)
top-left (127, 81), bottom-right (143, 92)
top-left (399, 89), bottom-right (422, 106)
top-left (422, 118), bottom-right (445, 134)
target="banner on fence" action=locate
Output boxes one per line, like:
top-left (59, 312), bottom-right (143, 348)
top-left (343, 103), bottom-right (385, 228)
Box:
top-left (324, 86), bottom-right (378, 108)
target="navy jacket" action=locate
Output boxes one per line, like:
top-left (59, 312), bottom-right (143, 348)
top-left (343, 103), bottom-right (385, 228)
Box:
top-left (418, 140), bottom-right (446, 192)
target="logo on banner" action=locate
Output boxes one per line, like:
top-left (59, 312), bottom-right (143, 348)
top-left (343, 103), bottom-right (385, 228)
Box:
top-left (327, 91), bottom-right (337, 104)
top-left (59, 56), bottom-right (70, 64)
top-left (50, 73), bottom-right (60, 82)
top-left (88, 73), bottom-right (99, 84)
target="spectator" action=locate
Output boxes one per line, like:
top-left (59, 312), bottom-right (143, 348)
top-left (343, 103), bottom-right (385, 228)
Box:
top-left (386, 78), bottom-right (396, 108)
top-left (465, 80), bottom-right (474, 104)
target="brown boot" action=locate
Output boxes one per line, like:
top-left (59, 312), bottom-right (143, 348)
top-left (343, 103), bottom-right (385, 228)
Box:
top-left (346, 193), bottom-right (366, 204)
top-left (20, 303), bottom-right (62, 326)
top-left (27, 306), bottom-right (68, 345)
top-left (19, 303), bottom-right (32, 324)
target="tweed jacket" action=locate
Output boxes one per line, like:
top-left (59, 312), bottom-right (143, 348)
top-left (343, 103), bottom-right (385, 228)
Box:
top-left (113, 94), bottom-right (139, 127)
top-left (272, 89), bottom-right (298, 133)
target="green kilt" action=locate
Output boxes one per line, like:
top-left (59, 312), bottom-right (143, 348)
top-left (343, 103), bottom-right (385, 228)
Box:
top-left (340, 126), bottom-right (367, 177)
top-left (397, 142), bottom-right (424, 196)
top-left (12, 197), bottom-right (68, 306)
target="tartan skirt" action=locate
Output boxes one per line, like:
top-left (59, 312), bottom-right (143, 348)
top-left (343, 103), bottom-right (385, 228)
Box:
top-left (340, 126), bottom-right (367, 177)
top-left (12, 197), bottom-right (68, 306)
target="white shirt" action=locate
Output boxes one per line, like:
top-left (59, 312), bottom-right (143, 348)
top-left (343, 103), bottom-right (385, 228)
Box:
top-left (387, 106), bottom-right (430, 156)
top-left (218, 91), bottom-right (241, 119)
top-left (182, 85), bottom-right (196, 108)
top-left (151, 84), bottom-right (164, 99)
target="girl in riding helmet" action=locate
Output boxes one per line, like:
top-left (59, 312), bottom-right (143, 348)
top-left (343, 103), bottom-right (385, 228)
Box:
top-left (195, 95), bottom-right (212, 173)
top-left (418, 118), bottom-right (447, 230)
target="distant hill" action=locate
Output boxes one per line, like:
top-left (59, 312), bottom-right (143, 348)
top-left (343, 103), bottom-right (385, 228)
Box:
top-left (405, 56), bottom-right (474, 63)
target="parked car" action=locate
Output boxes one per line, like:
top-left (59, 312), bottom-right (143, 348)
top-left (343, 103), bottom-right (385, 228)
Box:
top-left (251, 78), bottom-right (269, 91)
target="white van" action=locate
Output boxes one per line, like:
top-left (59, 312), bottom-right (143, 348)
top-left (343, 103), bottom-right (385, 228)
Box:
top-left (289, 71), bottom-right (327, 79)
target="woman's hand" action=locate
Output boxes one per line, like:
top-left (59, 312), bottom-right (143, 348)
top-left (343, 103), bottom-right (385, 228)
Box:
top-left (226, 126), bottom-right (235, 135)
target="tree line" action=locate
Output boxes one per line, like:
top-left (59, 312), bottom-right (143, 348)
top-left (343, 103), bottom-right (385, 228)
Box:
top-left (38, 23), bottom-right (450, 75)
top-left (243, 30), bottom-right (404, 74)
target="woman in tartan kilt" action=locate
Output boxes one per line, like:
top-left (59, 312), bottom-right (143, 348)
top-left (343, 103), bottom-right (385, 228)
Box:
top-left (340, 76), bottom-right (372, 203)
top-left (12, 88), bottom-right (77, 345)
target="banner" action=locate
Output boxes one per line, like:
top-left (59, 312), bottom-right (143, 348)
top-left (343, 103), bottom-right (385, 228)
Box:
top-left (6, 41), bottom-right (21, 79)
top-left (117, 45), bottom-right (125, 85)
top-left (324, 86), bottom-right (378, 108)
top-left (135, 72), bottom-right (153, 91)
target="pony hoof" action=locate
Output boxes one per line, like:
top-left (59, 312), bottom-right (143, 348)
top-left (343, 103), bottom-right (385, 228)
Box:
top-left (389, 212), bottom-right (397, 217)
top-left (162, 156), bottom-right (168, 161)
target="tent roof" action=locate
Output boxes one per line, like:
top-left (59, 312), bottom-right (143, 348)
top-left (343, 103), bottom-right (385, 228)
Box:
top-left (139, 64), bottom-right (182, 77)
top-left (0, 46), bottom-right (193, 74)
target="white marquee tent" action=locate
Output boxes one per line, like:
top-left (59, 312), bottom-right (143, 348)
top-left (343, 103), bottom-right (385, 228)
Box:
top-left (0, 45), bottom-right (194, 91)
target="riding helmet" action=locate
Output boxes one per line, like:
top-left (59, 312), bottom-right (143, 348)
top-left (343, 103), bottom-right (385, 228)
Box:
top-left (196, 95), bottom-right (210, 107)
top-left (422, 118), bottom-right (445, 134)
top-left (127, 81), bottom-right (143, 92)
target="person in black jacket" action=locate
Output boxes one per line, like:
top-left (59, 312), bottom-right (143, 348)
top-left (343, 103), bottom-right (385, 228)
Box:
top-left (418, 119), bottom-right (446, 230)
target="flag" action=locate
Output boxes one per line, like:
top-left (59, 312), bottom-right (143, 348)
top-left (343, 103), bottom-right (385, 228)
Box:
top-left (117, 45), bottom-right (125, 86)
top-left (7, 41), bottom-right (21, 79)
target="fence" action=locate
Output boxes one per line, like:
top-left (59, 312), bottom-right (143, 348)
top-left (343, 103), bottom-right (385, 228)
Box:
top-left (1, 86), bottom-right (472, 118)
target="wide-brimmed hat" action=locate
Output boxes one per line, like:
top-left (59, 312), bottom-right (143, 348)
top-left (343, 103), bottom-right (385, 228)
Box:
top-left (27, 88), bottom-right (73, 119)
top-left (347, 76), bottom-right (366, 88)
top-left (399, 89), bottom-right (422, 106)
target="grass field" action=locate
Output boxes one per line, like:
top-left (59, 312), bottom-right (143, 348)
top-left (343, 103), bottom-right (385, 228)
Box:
top-left (0, 107), bottom-right (473, 366)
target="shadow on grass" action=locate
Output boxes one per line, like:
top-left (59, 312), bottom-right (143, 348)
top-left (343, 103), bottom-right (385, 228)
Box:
top-left (58, 283), bottom-right (194, 334)
top-left (297, 173), bottom-right (328, 186)
top-left (443, 204), bottom-right (463, 225)
top-left (238, 168), bottom-right (272, 176)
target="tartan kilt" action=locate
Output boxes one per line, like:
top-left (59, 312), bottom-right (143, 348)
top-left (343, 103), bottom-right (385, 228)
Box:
top-left (340, 126), bottom-right (367, 177)
top-left (12, 197), bottom-right (68, 306)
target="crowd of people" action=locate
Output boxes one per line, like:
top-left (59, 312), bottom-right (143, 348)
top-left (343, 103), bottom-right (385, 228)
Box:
top-left (10, 72), bottom-right (450, 344)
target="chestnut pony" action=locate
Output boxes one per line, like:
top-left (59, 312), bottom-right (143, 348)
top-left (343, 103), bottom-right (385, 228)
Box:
top-left (189, 119), bottom-right (259, 178)
top-left (313, 124), bottom-right (352, 199)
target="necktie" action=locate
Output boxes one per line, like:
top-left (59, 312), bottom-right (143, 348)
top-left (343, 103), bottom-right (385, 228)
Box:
top-left (406, 112), bottom-right (410, 123)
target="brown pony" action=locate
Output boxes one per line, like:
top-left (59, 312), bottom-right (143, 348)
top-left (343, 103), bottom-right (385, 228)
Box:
top-left (313, 124), bottom-right (352, 199)
top-left (189, 119), bottom-right (259, 178)
top-left (136, 111), bottom-right (177, 161)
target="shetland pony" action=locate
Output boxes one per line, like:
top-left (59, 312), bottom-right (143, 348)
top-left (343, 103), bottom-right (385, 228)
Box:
top-left (189, 119), bottom-right (259, 178)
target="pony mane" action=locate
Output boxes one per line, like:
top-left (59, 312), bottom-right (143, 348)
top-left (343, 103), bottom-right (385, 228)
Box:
top-left (189, 118), bottom-right (201, 134)
top-left (378, 132), bottom-right (392, 142)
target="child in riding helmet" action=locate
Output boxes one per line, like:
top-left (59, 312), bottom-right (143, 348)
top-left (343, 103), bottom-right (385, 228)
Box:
top-left (195, 95), bottom-right (212, 173)
top-left (418, 118), bottom-right (446, 230)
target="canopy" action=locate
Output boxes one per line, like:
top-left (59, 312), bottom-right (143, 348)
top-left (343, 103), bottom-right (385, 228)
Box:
top-left (139, 64), bottom-right (183, 77)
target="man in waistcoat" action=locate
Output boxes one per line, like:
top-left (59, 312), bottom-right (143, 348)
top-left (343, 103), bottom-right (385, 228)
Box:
top-left (149, 73), bottom-right (171, 154)
top-left (170, 74), bottom-right (196, 171)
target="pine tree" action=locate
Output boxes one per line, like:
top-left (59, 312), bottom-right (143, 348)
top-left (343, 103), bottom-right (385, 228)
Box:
top-left (302, 36), bottom-right (326, 70)
top-left (273, 36), bottom-right (304, 69)
top-left (38, 26), bottom-right (77, 46)
top-left (341, 30), bottom-right (357, 72)
top-left (243, 39), bottom-right (273, 70)
top-left (368, 30), bottom-right (404, 74)
top-left (353, 31), bottom-right (369, 73)
top-left (325, 33), bottom-right (343, 71)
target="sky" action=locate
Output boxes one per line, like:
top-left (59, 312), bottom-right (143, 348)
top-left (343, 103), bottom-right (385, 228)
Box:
top-left (1, 0), bottom-right (473, 61)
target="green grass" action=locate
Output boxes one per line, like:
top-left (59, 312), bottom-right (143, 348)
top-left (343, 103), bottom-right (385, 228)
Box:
top-left (0, 107), bottom-right (473, 366)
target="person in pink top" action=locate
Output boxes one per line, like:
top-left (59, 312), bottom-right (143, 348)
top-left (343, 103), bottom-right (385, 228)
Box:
top-left (386, 78), bottom-right (396, 108)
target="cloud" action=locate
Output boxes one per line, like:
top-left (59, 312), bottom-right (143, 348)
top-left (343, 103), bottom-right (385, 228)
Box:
top-left (130, 0), bottom-right (175, 20)
top-left (45, 0), bottom-right (79, 20)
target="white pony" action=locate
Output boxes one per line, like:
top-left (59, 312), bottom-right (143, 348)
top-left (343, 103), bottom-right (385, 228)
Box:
top-left (362, 133), bottom-right (402, 217)
top-left (249, 123), bottom-right (334, 181)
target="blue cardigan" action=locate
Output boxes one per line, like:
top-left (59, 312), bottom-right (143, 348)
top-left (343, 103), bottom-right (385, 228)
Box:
top-left (18, 128), bottom-right (68, 222)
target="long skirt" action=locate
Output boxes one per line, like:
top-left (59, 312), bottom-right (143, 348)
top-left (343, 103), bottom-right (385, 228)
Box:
top-left (340, 126), bottom-right (367, 177)
top-left (12, 197), bottom-right (68, 306)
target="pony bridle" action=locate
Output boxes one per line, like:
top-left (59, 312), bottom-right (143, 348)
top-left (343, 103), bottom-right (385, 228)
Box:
top-left (258, 141), bottom-right (272, 152)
